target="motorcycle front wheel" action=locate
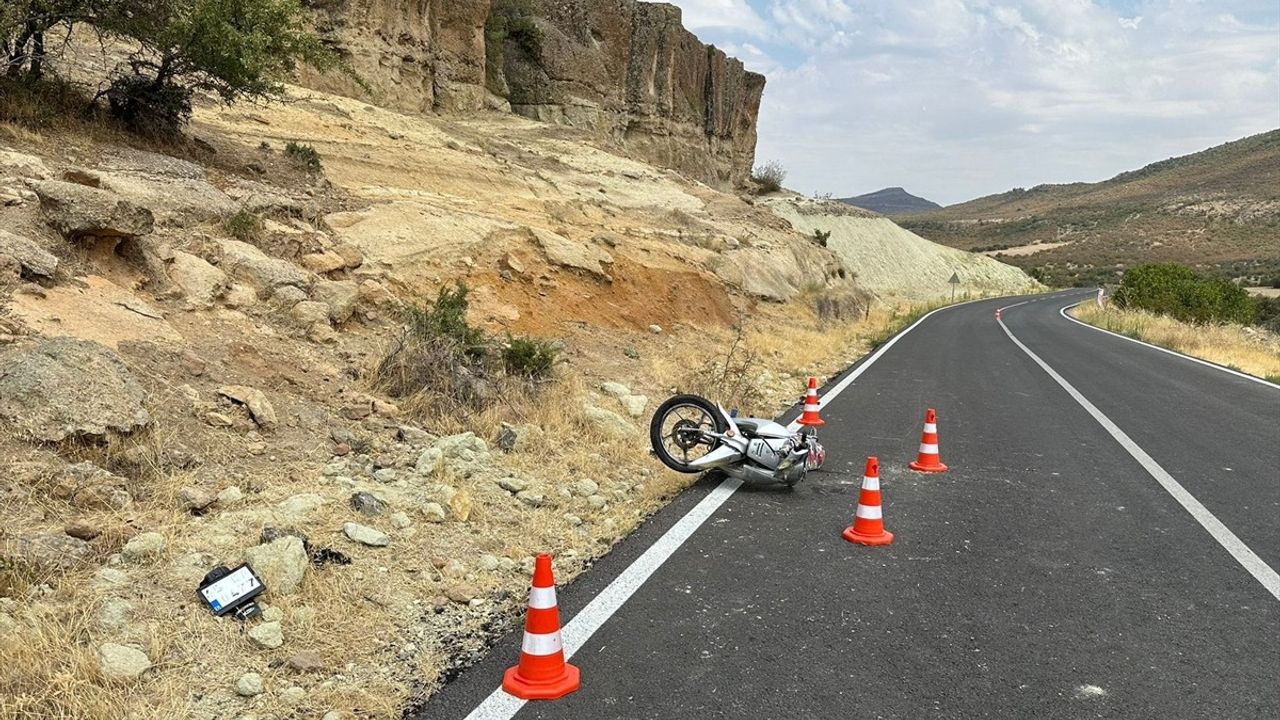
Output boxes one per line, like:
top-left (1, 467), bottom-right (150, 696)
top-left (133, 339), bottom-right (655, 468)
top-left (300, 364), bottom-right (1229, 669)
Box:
top-left (649, 394), bottom-right (729, 473)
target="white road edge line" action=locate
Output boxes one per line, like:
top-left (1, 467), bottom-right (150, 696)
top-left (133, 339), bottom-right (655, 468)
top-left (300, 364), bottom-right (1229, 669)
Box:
top-left (1058, 301), bottom-right (1280, 390)
top-left (997, 310), bottom-right (1280, 603)
top-left (464, 293), bottom-right (1020, 720)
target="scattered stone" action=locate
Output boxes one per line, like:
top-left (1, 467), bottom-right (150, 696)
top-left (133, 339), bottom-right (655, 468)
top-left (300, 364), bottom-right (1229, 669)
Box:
top-left (582, 405), bottom-right (635, 438)
top-left (178, 486), bottom-right (216, 513)
top-left (516, 490), bottom-right (546, 508)
top-left (224, 283), bottom-right (258, 308)
top-left (341, 399), bottom-right (374, 420)
top-left (496, 476), bottom-right (527, 493)
top-left (496, 425), bottom-right (518, 452)
top-left (333, 443), bottom-right (351, 457)
top-left (618, 394), bottom-right (648, 417)
top-left (600, 382), bottom-right (631, 399)
top-left (217, 486), bottom-right (245, 505)
top-left (586, 495), bottom-right (607, 509)
top-left (390, 512), bottom-right (412, 529)
top-left (217, 385), bottom-right (278, 431)
top-left (272, 285), bottom-right (308, 307)
top-left (648, 324), bottom-right (663, 335)
top-left (0, 229), bottom-right (57, 277)
top-left (0, 337), bottom-right (152, 442)
top-left (279, 685), bottom-right (306, 705)
top-left (286, 650), bottom-right (326, 673)
top-left (121, 532), bottom-right (166, 562)
top-left (236, 672), bottom-right (265, 697)
top-left (441, 559), bottom-right (467, 578)
top-left (334, 243), bottom-right (364, 268)
top-left (415, 447), bottom-right (443, 475)
top-left (446, 584), bottom-right (479, 604)
top-left (301, 251), bottom-right (346, 274)
top-left (52, 462), bottom-right (133, 511)
top-left (260, 526), bottom-right (310, 546)
top-left (33, 179), bottom-right (154, 239)
top-left (94, 567), bottom-right (130, 589)
top-left (243, 536), bottom-right (309, 595)
top-left (307, 322), bottom-right (339, 344)
top-left (350, 491), bottom-right (387, 516)
top-left (180, 350), bottom-right (207, 376)
top-left (571, 479), bottom-right (599, 497)
top-left (343, 522), bottom-right (389, 547)
top-left (97, 643), bottom-right (151, 681)
top-left (478, 554), bottom-right (500, 572)
top-left (564, 514), bottom-right (583, 527)
top-left (373, 468), bottom-right (398, 483)
top-left (276, 494), bottom-right (325, 519)
top-left (448, 489), bottom-right (473, 522)
top-left (248, 621), bottom-right (284, 649)
top-left (168, 251), bottom-right (229, 308)
top-left (97, 598), bottom-right (132, 634)
top-left (420, 502), bottom-right (446, 523)
top-left (2, 533), bottom-right (93, 570)
top-left (65, 519), bottom-right (102, 541)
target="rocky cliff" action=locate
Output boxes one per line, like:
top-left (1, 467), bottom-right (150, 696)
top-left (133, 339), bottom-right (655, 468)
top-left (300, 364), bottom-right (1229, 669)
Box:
top-left (301, 0), bottom-right (764, 188)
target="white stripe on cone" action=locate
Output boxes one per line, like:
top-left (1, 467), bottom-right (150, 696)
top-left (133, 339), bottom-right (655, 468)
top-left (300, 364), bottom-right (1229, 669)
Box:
top-left (856, 504), bottom-right (882, 520)
top-left (528, 586), bottom-right (557, 610)
top-left (918, 443), bottom-right (939, 454)
top-left (862, 476), bottom-right (880, 490)
top-left (924, 423), bottom-right (937, 433)
top-left (521, 631), bottom-right (564, 656)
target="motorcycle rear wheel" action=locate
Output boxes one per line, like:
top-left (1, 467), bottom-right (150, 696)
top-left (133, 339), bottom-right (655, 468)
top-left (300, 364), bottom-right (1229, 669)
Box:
top-left (649, 394), bottom-right (729, 473)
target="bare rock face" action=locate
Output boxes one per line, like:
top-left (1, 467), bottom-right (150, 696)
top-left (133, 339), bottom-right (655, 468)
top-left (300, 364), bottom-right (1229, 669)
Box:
top-left (0, 338), bottom-right (152, 442)
top-left (31, 179), bottom-right (155, 239)
top-left (302, 0), bottom-right (763, 187)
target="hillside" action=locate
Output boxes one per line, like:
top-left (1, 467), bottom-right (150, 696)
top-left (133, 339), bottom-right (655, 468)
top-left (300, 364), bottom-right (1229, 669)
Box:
top-left (899, 130), bottom-right (1280, 286)
top-left (838, 187), bottom-right (941, 216)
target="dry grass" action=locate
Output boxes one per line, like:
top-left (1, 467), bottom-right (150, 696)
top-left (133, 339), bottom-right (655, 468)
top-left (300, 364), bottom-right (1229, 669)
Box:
top-left (1071, 304), bottom-right (1280, 382)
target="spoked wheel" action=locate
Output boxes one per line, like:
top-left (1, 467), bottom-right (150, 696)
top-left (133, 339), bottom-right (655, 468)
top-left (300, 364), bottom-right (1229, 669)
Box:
top-left (649, 394), bottom-right (729, 473)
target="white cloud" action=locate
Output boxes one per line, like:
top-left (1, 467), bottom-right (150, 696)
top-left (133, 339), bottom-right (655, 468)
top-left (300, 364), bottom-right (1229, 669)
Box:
top-left (667, 1), bottom-right (1280, 203)
top-left (673, 0), bottom-right (770, 36)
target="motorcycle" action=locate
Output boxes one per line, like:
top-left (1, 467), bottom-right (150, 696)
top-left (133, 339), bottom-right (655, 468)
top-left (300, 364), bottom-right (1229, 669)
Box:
top-left (648, 394), bottom-right (826, 486)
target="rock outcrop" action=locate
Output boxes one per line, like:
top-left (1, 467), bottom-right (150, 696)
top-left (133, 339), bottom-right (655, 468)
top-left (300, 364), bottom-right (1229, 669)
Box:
top-left (303, 0), bottom-right (764, 187)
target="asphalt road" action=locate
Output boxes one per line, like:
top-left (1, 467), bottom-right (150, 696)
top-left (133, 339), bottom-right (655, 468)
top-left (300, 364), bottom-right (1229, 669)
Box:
top-left (421, 290), bottom-right (1280, 720)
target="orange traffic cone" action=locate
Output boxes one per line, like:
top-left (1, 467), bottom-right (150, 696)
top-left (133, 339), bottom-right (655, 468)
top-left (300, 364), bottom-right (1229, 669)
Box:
top-left (843, 456), bottom-right (893, 546)
top-left (908, 408), bottom-right (948, 473)
top-left (503, 554), bottom-right (580, 700)
top-left (797, 377), bottom-right (825, 427)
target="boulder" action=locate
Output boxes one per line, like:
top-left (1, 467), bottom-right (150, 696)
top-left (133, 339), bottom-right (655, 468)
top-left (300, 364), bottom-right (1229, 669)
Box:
top-left (168, 251), bottom-right (228, 308)
top-left (582, 405), bottom-right (636, 438)
top-left (94, 172), bottom-right (236, 227)
top-left (290, 300), bottom-right (331, 327)
top-left (242, 536), bottom-right (309, 595)
top-left (32, 179), bottom-right (154, 239)
top-left (97, 643), bottom-right (151, 681)
top-left (311, 280), bottom-right (360, 323)
top-left (216, 239), bottom-right (312, 295)
top-left (301, 251), bottom-right (346, 274)
top-left (532, 227), bottom-right (613, 279)
top-left (0, 229), bottom-right (57, 277)
top-left (217, 385), bottom-right (278, 431)
top-left (0, 337), bottom-right (152, 442)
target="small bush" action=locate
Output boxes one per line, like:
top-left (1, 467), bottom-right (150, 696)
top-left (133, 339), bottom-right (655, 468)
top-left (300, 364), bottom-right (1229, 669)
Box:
top-left (679, 326), bottom-right (766, 413)
top-left (405, 282), bottom-right (487, 350)
top-left (284, 142), bottom-right (322, 173)
top-left (813, 229), bottom-right (831, 247)
top-left (223, 208), bottom-right (263, 241)
top-left (1114, 263), bottom-right (1256, 325)
top-left (503, 335), bottom-right (559, 378)
top-left (752, 161), bottom-right (786, 194)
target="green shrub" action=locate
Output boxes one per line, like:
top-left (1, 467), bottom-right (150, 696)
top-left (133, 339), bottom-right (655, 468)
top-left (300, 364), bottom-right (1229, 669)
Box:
top-left (503, 335), bottom-right (559, 378)
top-left (1114, 263), bottom-right (1256, 325)
top-left (405, 282), bottom-right (487, 350)
top-left (223, 208), bottom-right (263, 241)
top-left (284, 142), bottom-right (322, 172)
top-left (813, 229), bottom-right (831, 247)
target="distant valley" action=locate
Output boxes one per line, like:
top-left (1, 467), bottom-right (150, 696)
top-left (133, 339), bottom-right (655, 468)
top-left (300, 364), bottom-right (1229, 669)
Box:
top-left (897, 130), bottom-right (1280, 287)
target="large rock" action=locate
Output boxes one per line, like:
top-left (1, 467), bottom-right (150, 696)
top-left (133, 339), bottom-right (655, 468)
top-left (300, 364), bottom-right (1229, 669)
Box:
top-left (31, 179), bottom-right (154, 239)
top-left (1, 533), bottom-right (93, 571)
top-left (216, 239), bottom-right (312, 295)
top-left (533, 228), bottom-right (613, 279)
top-left (243, 536), bottom-right (309, 595)
top-left (168, 251), bottom-right (229, 307)
top-left (217, 385), bottom-right (278, 431)
top-left (94, 172), bottom-right (237, 227)
top-left (0, 337), bottom-right (152, 442)
top-left (583, 404), bottom-right (636, 438)
top-left (343, 522), bottom-right (389, 547)
top-left (0, 229), bottom-right (57, 278)
top-left (311, 280), bottom-right (360, 323)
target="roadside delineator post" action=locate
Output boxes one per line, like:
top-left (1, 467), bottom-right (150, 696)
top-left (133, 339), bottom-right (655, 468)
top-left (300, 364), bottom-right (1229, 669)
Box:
top-left (502, 554), bottom-right (580, 700)
top-left (797, 376), bottom-right (825, 427)
top-left (908, 408), bottom-right (948, 473)
top-left (843, 456), bottom-right (894, 546)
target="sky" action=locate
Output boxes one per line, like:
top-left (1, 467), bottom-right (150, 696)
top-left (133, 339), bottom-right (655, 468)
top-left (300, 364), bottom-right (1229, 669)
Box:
top-left (665, 0), bottom-right (1280, 205)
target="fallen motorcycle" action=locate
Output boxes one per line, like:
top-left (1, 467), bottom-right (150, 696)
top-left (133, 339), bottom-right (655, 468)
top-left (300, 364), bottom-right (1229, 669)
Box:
top-left (648, 394), bottom-right (825, 486)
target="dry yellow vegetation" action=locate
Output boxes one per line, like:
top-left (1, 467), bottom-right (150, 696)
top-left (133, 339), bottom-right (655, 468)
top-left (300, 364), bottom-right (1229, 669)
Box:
top-left (1070, 304), bottom-right (1280, 382)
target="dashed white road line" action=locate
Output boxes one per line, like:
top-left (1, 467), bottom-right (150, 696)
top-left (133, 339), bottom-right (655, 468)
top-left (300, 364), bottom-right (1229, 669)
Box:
top-left (1058, 301), bottom-right (1280, 390)
top-left (464, 293), bottom-right (1024, 720)
top-left (997, 307), bottom-right (1280, 602)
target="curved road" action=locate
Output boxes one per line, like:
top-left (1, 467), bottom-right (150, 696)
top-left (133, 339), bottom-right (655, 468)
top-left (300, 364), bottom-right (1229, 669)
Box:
top-left (423, 290), bottom-right (1280, 720)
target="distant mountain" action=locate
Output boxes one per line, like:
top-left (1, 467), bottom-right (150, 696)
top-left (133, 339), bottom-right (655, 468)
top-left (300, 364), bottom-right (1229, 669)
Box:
top-left (898, 130), bottom-right (1280, 287)
top-left (838, 187), bottom-right (942, 216)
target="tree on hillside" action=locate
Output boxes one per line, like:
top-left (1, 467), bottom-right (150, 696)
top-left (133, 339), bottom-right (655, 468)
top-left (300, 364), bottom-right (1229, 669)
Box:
top-left (100, 0), bottom-right (332, 133)
top-left (2, 0), bottom-right (102, 80)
